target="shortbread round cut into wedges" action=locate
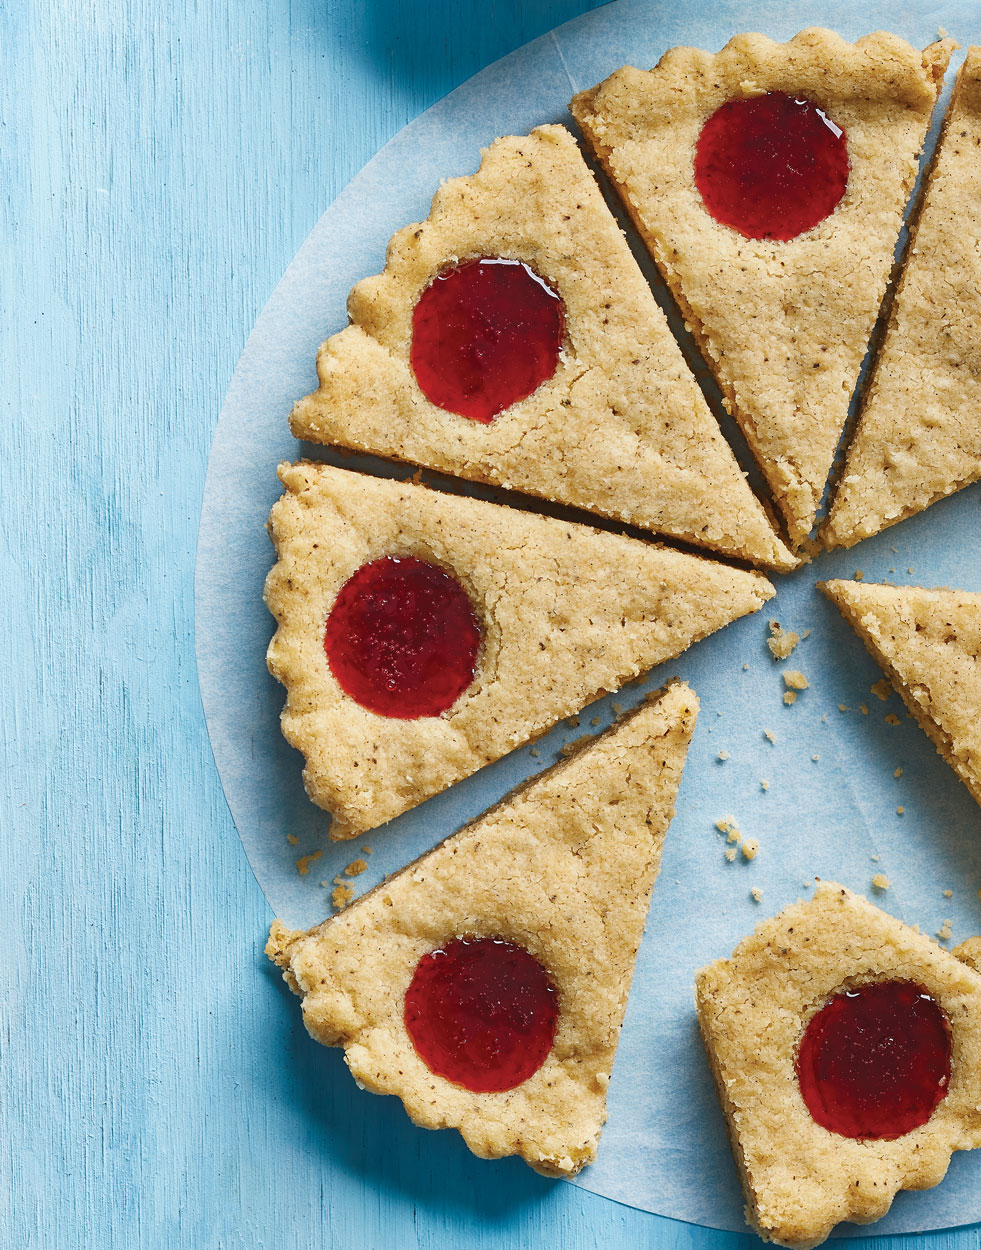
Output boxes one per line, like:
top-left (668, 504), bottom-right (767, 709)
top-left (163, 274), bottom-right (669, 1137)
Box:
top-left (264, 462), bottom-right (774, 838)
top-left (267, 683), bottom-right (698, 1175)
top-left (821, 580), bottom-right (981, 807)
top-left (571, 29), bottom-right (955, 548)
top-left (290, 125), bottom-right (795, 571)
top-left (696, 882), bottom-right (981, 1249)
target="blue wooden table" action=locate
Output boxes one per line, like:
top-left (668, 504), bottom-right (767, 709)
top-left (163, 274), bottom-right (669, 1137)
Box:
top-left (4, 2), bottom-right (980, 1246)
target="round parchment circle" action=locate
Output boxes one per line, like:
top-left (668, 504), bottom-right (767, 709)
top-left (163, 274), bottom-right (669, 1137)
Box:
top-left (196, 0), bottom-right (981, 1232)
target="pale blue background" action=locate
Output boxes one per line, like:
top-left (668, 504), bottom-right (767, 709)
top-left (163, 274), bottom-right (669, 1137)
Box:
top-left (5, 1), bottom-right (981, 1248)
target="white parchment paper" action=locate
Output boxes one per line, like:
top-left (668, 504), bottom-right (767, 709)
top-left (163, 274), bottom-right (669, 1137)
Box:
top-left (195, 0), bottom-right (981, 1232)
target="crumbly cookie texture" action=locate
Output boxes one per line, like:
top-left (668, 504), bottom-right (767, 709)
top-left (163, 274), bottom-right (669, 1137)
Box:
top-left (290, 125), bottom-right (794, 571)
top-left (824, 49), bottom-right (981, 549)
top-left (265, 461), bottom-right (773, 838)
top-left (571, 29), bottom-right (954, 548)
top-left (696, 881), bottom-right (981, 1249)
top-left (267, 683), bottom-right (698, 1175)
top-left (820, 580), bottom-right (981, 806)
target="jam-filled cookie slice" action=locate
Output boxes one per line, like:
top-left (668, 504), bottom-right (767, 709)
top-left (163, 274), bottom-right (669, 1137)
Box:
top-left (696, 882), bottom-right (981, 1248)
top-left (266, 462), bottom-right (773, 838)
top-left (824, 49), bottom-right (981, 549)
top-left (821, 580), bottom-right (981, 807)
top-left (267, 684), bottom-right (698, 1174)
top-left (290, 125), bottom-right (794, 571)
top-left (571, 29), bottom-right (954, 548)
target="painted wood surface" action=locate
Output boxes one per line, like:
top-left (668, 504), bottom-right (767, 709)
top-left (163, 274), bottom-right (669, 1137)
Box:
top-left (3, 0), bottom-right (980, 1247)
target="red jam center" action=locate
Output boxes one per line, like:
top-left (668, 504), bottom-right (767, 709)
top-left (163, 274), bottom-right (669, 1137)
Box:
top-left (410, 257), bottom-right (564, 423)
top-left (324, 555), bottom-right (481, 718)
top-left (796, 979), bottom-right (952, 1139)
top-left (404, 937), bottom-right (559, 1092)
top-left (694, 92), bottom-right (849, 240)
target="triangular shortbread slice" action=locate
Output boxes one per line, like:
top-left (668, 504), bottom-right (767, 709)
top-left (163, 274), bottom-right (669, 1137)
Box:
top-left (820, 580), bottom-right (981, 806)
top-left (267, 683), bottom-right (698, 1174)
top-left (696, 881), bottom-right (981, 1248)
top-left (824, 49), bottom-right (981, 549)
top-left (571, 30), bottom-right (954, 547)
top-left (290, 125), bottom-right (794, 571)
top-left (266, 462), bottom-right (772, 837)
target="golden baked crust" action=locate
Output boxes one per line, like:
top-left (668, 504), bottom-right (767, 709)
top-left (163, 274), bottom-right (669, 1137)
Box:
top-left (571, 29), bottom-right (955, 548)
top-left (820, 580), bottom-right (981, 805)
top-left (265, 461), bottom-right (774, 838)
top-left (696, 881), bottom-right (981, 1249)
top-left (290, 125), bottom-right (795, 571)
top-left (824, 49), bottom-right (981, 549)
top-left (267, 684), bottom-right (698, 1175)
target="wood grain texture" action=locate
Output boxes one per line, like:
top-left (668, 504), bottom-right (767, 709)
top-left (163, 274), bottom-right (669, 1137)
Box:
top-left (2, 0), bottom-right (979, 1246)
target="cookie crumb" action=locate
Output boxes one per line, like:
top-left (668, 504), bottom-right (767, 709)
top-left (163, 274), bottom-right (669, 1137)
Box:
top-left (885, 713), bottom-right (901, 726)
top-left (743, 663), bottom-right (750, 671)
top-left (838, 703), bottom-right (848, 712)
top-left (938, 919), bottom-right (953, 942)
top-left (724, 846), bottom-right (739, 862)
top-left (611, 702), bottom-right (623, 714)
top-left (742, 838), bottom-right (759, 861)
top-left (860, 704), bottom-right (869, 716)
top-left (872, 873), bottom-right (891, 891)
top-left (811, 754), bottom-right (819, 762)
top-left (361, 846), bottom-right (372, 855)
top-left (718, 750), bottom-right (730, 761)
top-left (332, 883), bottom-right (353, 910)
top-left (296, 850), bottom-right (322, 876)
top-left (727, 828), bottom-right (741, 845)
top-left (529, 747), bottom-right (540, 758)
top-left (908, 566), bottom-right (915, 575)
top-left (760, 779), bottom-right (770, 791)
top-left (751, 886), bottom-right (763, 902)
top-left (286, 834), bottom-right (299, 846)
top-left (767, 620), bottom-right (801, 660)
top-left (345, 858), bottom-right (368, 877)
top-left (783, 670), bottom-right (809, 691)
top-left (784, 691), bottom-right (797, 705)
top-left (560, 734), bottom-right (597, 757)
top-left (871, 679), bottom-right (893, 702)
top-left (897, 806), bottom-right (905, 815)
top-left (944, 889), bottom-right (953, 899)
top-left (716, 818), bottom-right (734, 834)
top-left (894, 767), bottom-right (903, 779)
top-left (854, 570), bottom-right (864, 580)
top-left (764, 729), bottom-right (777, 744)
top-left (590, 716), bottom-right (602, 727)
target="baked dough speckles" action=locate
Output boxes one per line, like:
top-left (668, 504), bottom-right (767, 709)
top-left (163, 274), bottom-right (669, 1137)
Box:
top-left (571, 29), bottom-right (954, 548)
top-left (267, 684), bottom-right (698, 1175)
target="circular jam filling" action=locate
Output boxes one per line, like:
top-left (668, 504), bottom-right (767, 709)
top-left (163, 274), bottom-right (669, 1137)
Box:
top-left (796, 979), bottom-right (952, 1139)
top-left (404, 937), bottom-right (559, 1092)
top-left (694, 92), bottom-right (849, 240)
top-left (324, 555), bottom-right (481, 718)
top-left (410, 257), bottom-right (564, 423)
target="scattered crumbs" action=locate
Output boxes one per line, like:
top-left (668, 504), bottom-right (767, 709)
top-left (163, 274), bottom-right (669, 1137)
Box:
top-left (897, 806), bottom-right (905, 815)
top-left (529, 747), bottom-right (540, 758)
top-left (751, 886), bottom-right (764, 903)
top-left (938, 919), bottom-right (953, 943)
top-left (724, 846), bottom-right (739, 862)
top-left (811, 754), bottom-right (819, 762)
top-left (872, 873), bottom-right (891, 891)
top-left (296, 850), bottom-right (322, 876)
top-left (727, 828), bottom-right (741, 845)
top-left (560, 734), bottom-right (596, 757)
top-left (611, 702), bottom-right (623, 715)
top-left (761, 779), bottom-right (770, 791)
top-left (767, 620), bottom-right (801, 660)
top-left (286, 834), bottom-right (299, 846)
top-left (716, 818), bottom-right (734, 834)
top-left (332, 883), bottom-right (353, 910)
top-left (871, 679), bottom-right (893, 702)
top-left (885, 713), bottom-right (901, 726)
top-left (590, 716), bottom-right (603, 727)
top-left (854, 569), bottom-right (864, 580)
top-left (764, 729), bottom-right (777, 744)
top-left (718, 750), bottom-right (730, 761)
top-left (742, 838), bottom-right (760, 861)
top-left (838, 703), bottom-right (848, 712)
top-left (894, 767), bottom-right (903, 779)
top-left (944, 889), bottom-right (954, 899)
top-left (783, 670), bottom-right (809, 691)
top-left (783, 691), bottom-right (797, 705)
top-left (860, 703), bottom-right (869, 716)
top-left (344, 858), bottom-right (368, 877)
top-left (332, 874), bottom-right (346, 886)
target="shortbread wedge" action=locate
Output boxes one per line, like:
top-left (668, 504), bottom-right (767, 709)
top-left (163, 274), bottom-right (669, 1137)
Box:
top-left (265, 462), bottom-right (772, 837)
top-left (824, 49), bottom-right (981, 549)
top-left (268, 683), bottom-right (698, 1175)
top-left (572, 29), bottom-right (954, 547)
top-left (821, 580), bottom-right (981, 805)
top-left (290, 125), bottom-right (794, 571)
top-left (697, 882), bottom-right (981, 1249)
